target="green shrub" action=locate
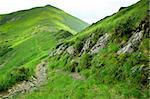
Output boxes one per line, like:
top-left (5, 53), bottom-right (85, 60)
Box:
top-left (74, 40), bottom-right (83, 54)
top-left (115, 17), bottom-right (135, 37)
top-left (0, 67), bottom-right (31, 91)
top-left (70, 59), bottom-right (78, 72)
top-left (78, 52), bottom-right (91, 71)
top-left (10, 67), bottom-right (31, 81)
top-left (55, 29), bottom-right (72, 40)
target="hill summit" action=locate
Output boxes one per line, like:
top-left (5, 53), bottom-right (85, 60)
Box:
top-left (0, 4), bottom-right (89, 92)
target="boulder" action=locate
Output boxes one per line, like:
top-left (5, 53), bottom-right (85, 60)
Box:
top-left (49, 45), bottom-right (68, 57)
top-left (90, 33), bottom-right (109, 55)
top-left (117, 31), bottom-right (143, 54)
top-left (80, 38), bottom-right (91, 54)
top-left (66, 46), bottom-right (75, 55)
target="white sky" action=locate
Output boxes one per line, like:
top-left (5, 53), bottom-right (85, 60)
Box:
top-left (0, 0), bottom-right (139, 23)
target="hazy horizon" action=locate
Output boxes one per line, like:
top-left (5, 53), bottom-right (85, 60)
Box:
top-left (0, 0), bottom-right (139, 23)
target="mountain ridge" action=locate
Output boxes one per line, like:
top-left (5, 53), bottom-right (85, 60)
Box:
top-left (0, 4), bottom-right (89, 93)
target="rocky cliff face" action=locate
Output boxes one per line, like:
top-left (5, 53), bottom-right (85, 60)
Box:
top-left (118, 17), bottom-right (149, 54)
top-left (50, 16), bottom-right (149, 57)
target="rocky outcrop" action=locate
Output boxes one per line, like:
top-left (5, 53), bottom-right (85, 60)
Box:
top-left (117, 16), bottom-right (148, 54)
top-left (117, 30), bottom-right (144, 54)
top-left (90, 33), bottom-right (109, 55)
top-left (49, 45), bottom-right (68, 57)
top-left (0, 61), bottom-right (48, 99)
top-left (66, 46), bottom-right (75, 55)
top-left (50, 33), bottom-right (110, 57)
top-left (80, 38), bottom-right (91, 54)
top-left (49, 45), bottom-right (76, 56)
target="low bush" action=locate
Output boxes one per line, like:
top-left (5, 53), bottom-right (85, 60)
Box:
top-left (115, 17), bottom-right (135, 37)
top-left (73, 40), bottom-right (84, 54)
top-left (0, 67), bottom-right (31, 91)
top-left (10, 67), bottom-right (31, 81)
top-left (78, 52), bottom-right (91, 71)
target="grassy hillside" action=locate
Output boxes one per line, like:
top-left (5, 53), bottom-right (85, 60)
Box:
top-left (0, 5), bottom-right (89, 91)
top-left (17, 0), bottom-right (150, 98)
top-left (66, 0), bottom-right (148, 43)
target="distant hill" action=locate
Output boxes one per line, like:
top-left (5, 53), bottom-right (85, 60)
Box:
top-left (0, 5), bottom-right (89, 91)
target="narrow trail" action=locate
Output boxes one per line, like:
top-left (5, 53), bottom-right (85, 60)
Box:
top-left (0, 61), bottom-right (48, 99)
top-left (0, 61), bottom-right (85, 99)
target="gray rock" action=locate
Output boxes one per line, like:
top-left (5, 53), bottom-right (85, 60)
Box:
top-left (80, 38), bottom-right (91, 54)
top-left (66, 46), bottom-right (75, 55)
top-left (49, 50), bottom-right (55, 57)
top-left (49, 45), bottom-right (68, 57)
top-left (90, 33), bottom-right (109, 55)
top-left (117, 43), bottom-right (134, 54)
top-left (117, 31), bottom-right (143, 54)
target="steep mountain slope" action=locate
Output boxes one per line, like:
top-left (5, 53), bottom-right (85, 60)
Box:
top-left (17, 0), bottom-right (149, 98)
top-left (0, 5), bottom-right (89, 91)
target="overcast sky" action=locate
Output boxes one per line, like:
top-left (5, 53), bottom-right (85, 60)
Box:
top-left (0, 0), bottom-right (139, 23)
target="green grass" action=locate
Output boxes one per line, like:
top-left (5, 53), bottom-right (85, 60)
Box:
top-left (0, 5), bottom-right (89, 91)
top-left (22, 0), bottom-right (149, 98)
top-left (16, 69), bottom-right (129, 99)
top-left (0, 0), bottom-right (149, 98)
top-left (17, 68), bottom-right (148, 99)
